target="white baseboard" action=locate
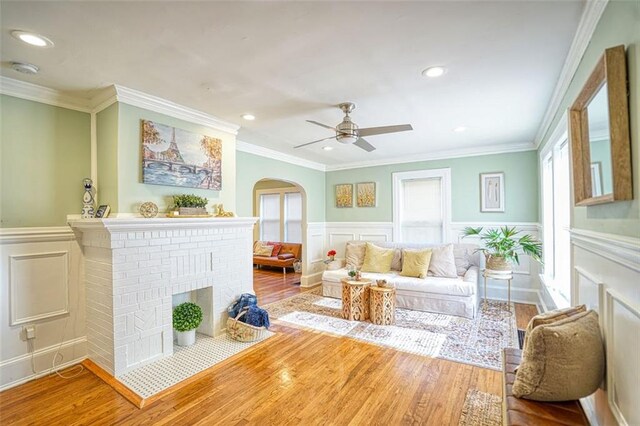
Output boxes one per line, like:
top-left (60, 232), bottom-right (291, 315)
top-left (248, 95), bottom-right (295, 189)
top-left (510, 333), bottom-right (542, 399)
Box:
top-left (300, 272), bottom-right (323, 288)
top-left (0, 336), bottom-right (87, 391)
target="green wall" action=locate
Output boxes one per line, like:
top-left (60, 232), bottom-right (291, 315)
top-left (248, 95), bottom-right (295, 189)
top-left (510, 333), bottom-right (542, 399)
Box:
top-left (236, 151), bottom-right (326, 222)
top-left (97, 102), bottom-right (237, 213)
top-left (539, 1), bottom-right (639, 237)
top-left (96, 103), bottom-right (119, 212)
top-left (0, 95), bottom-right (90, 227)
top-left (326, 150), bottom-right (539, 223)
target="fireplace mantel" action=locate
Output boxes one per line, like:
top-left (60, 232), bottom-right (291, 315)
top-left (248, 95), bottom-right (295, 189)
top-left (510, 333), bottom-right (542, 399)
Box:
top-left (69, 215), bottom-right (257, 376)
top-left (68, 216), bottom-right (258, 232)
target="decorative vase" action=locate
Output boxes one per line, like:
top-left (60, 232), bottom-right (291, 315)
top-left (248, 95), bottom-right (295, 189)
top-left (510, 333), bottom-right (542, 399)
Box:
top-left (329, 256), bottom-right (335, 261)
top-left (486, 255), bottom-right (512, 272)
top-left (81, 178), bottom-right (95, 219)
top-left (176, 329), bottom-right (196, 346)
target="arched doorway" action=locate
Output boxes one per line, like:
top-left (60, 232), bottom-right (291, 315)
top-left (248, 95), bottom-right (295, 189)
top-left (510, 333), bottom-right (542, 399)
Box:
top-left (251, 178), bottom-right (307, 304)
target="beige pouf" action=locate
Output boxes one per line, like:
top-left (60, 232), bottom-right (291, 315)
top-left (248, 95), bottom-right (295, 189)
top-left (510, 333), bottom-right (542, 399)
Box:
top-left (513, 310), bottom-right (604, 401)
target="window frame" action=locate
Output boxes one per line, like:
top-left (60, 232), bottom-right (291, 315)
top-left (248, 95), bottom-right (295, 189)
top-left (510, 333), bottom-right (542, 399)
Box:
top-left (255, 187), bottom-right (303, 243)
top-left (392, 168), bottom-right (452, 243)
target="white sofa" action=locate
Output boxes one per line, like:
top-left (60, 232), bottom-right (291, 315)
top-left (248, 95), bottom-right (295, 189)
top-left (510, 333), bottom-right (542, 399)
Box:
top-left (322, 241), bottom-right (481, 318)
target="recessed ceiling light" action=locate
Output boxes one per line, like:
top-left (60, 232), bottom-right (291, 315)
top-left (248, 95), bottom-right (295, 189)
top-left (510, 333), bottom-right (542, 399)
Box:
top-left (241, 113), bottom-right (255, 121)
top-left (422, 66), bottom-right (446, 78)
top-left (322, 146), bottom-right (333, 151)
top-left (11, 30), bottom-right (54, 48)
top-left (11, 62), bottom-right (39, 75)
top-left (453, 126), bottom-right (467, 133)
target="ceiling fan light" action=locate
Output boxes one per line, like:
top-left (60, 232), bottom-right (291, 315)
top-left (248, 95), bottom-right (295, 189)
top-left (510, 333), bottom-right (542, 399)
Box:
top-left (337, 134), bottom-right (358, 144)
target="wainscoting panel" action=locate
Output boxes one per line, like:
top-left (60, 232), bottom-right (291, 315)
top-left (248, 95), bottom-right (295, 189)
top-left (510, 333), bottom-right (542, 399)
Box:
top-left (10, 251), bottom-right (69, 325)
top-left (301, 223), bottom-right (325, 287)
top-left (0, 227), bottom-right (86, 390)
top-left (571, 229), bottom-right (640, 426)
top-left (325, 222), bottom-right (393, 258)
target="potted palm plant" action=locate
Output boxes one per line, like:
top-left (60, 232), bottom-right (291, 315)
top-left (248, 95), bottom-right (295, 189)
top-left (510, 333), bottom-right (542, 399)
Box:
top-left (173, 302), bottom-right (203, 346)
top-left (462, 226), bottom-right (542, 272)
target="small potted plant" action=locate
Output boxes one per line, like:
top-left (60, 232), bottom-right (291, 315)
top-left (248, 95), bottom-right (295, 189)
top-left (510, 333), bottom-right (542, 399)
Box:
top-left (462, 226), bottom-right (542, 272)
top-left (171, 194), bottom-right (209, 216)
top-left (327, 249), bottom-right (337, 262)
top-left (173, 302), bottom-right (203, 346)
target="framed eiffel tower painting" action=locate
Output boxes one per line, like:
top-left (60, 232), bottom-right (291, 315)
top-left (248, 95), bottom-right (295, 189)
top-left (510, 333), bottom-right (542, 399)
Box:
top-left (141, 120), bottom-right (222, 190)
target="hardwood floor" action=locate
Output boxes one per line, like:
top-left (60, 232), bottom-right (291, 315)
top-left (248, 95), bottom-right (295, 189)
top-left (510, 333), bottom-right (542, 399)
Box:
top-left (0, 271), bottom-right (538, 425)
top-left (252, 266), bottom-right (307, 305)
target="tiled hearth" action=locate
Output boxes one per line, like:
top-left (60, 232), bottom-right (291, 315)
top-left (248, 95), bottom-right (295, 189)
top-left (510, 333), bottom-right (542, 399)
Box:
top-left (69, 217), bottom-right (257, 377)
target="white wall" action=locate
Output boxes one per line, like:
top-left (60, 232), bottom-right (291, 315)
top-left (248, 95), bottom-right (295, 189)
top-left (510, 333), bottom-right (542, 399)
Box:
top-left (570, 229), bottom-right (639, 426)
top-left (0, 227), bottom-right (87, 390)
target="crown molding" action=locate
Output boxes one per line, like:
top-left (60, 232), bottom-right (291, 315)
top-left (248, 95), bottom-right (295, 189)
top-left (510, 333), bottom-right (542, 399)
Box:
top-left (113, 85), bottom-right (240, 135)
top-left (236, 140), bottom-right (327, 171)
top-left (533, 0), bottom-right (609, 148)
top-left (0, 76), bottom-right (92, 112)
top-left (324, 142), bottom-right (536, 172)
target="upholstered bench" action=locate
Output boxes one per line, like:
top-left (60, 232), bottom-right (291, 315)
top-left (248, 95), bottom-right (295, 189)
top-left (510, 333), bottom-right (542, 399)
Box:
top-left (502, 348), bottom-right (589, 425)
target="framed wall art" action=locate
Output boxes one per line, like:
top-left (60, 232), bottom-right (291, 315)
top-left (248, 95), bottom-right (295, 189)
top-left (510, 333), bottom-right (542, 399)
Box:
top-left (480, 172), bottom-right (505, 212)
top-left (356, 182), bottom-right (376, 207)
top-left (141, 120), bottom-right (222, 190)
top-left (335, 184), bottom-right (353, 208)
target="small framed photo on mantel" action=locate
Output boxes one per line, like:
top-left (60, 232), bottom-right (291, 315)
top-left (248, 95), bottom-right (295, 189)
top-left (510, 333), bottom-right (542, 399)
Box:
top-left (480, 172), bottom-right (504, 212)
top-left (95, 205), bottom-right (111, 218)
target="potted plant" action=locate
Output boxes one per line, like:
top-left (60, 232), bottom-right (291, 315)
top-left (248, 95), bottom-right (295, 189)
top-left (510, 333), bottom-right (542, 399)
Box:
top-left (462, 226), bottom-right (542, 272)
top-left (172, 194), bottom-right (209, 216)
top-left (173, 302), bottom-right (203, 346)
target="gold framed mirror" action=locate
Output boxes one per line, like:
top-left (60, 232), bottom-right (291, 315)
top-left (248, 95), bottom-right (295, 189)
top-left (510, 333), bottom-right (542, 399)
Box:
top-left (569, 45), bottom-right (632, 206)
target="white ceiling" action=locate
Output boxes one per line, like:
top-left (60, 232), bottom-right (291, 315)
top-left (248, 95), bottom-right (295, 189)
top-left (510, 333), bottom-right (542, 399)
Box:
top-left (0, 1), bottom-right (585, 166)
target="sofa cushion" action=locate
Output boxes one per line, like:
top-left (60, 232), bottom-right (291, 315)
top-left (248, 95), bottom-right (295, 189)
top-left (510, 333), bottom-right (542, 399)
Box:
top-left (400, 248), bottom-right (432, 278)
top-left (277, 253), bottom-right (295, 260)
top-left (428, 244), bottom-right (458, 278)
top-left (390, 248), bottom-right (403, 271)
top-left (268, 243), bottom-right (282, 257)
top-left (524, 305), bottom-right (587, 351)
top-left (453, 245), bottom-right (474, 276)
top-left (254, 243), bottom-right (273, 257)
top-left (361, 243), bottom-right (395, 273)
top-left (513, 310), bottom-right (604, 401)
top-left (345, 242), bottom-right (366, 269)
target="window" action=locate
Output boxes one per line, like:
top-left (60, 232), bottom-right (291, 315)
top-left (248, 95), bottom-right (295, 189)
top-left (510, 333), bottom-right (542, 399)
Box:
top-left (259, 193), bottom-right (280, 242)
top-left (541, 138), bottom-right (571, 307)
top-left (284, 192), bottom-right (302, 243)
top-left (257, 189), bottom-right (303, 243)
top-left (392, 168), bottom-right (451, 243)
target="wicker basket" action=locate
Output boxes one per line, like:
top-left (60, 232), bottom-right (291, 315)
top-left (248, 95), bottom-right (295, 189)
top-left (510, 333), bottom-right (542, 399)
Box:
top-left (485, 254), bottom-right (512, 272)
top-left (226, 309), bottom-right (268, 342)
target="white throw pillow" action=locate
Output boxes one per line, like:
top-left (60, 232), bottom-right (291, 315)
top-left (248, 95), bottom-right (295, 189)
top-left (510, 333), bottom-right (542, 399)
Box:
top-left (345, 242), bottom-right (366, 269)
top-left (428, 244), bottom-right (458, 278)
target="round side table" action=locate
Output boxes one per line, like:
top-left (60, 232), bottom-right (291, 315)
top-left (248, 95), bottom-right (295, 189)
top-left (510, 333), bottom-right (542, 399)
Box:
top-left (483, 269), bottom-right (513, 314)
top-left (341, 278), bottom-right (372, 321)
top-left (369, 285), bottom-right (396, 325)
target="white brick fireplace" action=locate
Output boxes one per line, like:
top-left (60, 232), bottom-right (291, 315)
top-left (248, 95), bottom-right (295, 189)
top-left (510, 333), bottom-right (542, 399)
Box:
top-left (69, 217), bottom-right (257, 376)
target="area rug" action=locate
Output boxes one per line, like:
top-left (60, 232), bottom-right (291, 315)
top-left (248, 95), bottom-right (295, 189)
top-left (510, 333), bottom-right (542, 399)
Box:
top-left (264, 288), bottom-right (517, 370)
top-left (117, 331), bottom-right (274, 399)
top-left (458, 389), bottom-right (502, 426)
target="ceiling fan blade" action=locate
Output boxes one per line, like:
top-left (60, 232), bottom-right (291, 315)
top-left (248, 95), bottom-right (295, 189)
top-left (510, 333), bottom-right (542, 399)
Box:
top-left (294, 136), bottom-right (336, 149)
top-left (306, 120), bottom-right (336, 131)
top-left (358, 124), bottom-right (413, 137)
top-left (353, 138), bottom-right (376, 152)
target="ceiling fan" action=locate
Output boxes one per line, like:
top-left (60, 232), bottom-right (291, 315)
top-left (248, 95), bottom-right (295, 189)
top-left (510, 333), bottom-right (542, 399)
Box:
top-left (294, 102), bottom-right (413, 152)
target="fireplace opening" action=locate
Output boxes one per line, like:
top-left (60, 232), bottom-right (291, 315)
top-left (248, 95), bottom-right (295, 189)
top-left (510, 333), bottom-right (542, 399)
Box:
top-left (172, 286), bottom-right (214, 344)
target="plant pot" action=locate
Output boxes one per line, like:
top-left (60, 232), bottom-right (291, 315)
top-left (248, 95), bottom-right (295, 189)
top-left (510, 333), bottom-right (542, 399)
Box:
top-left (178, 207), bottom-right (207, 216)
top-left (175, 329), bottom-right (196, 346)
top-left (486, 255), bottom-right (512, 272)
